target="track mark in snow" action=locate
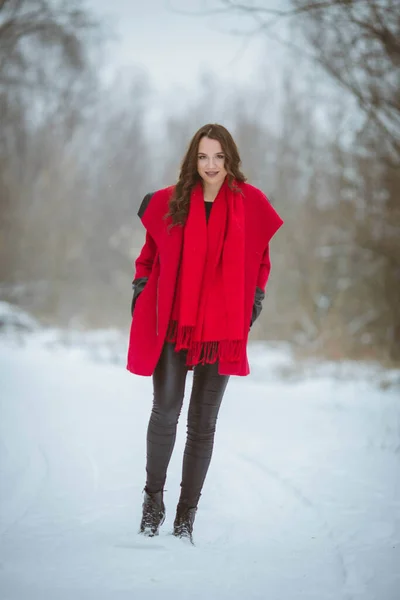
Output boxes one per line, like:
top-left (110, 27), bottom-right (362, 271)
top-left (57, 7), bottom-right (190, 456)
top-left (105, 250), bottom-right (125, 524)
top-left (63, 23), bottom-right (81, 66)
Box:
top-left (85, 451), bottom-right (100, 493)
top-left (238, 453), bottom-right (354, 600)
top-left (0, 443), bottom-right (49, 537)
top-left (115, 541), bottom-right (168, 551)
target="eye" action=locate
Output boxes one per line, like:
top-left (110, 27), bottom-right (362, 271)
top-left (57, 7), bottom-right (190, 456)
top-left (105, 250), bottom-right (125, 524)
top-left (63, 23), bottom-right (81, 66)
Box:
top-left (217, 154), bottom-right (225, 160)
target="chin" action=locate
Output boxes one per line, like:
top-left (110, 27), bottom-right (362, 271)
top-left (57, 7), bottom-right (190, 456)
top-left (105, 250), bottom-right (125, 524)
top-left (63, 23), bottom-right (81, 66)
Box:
top-left (202, 175), bottom-right (224, 184)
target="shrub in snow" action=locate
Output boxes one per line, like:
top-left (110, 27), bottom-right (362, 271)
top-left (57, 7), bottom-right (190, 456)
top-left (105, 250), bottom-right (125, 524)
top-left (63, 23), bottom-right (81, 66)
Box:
top-left (0, 302), bottom-right (40, 333)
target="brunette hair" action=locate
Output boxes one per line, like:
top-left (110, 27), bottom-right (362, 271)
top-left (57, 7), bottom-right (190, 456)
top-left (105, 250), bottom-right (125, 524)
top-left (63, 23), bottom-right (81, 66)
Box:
top-left (166, 123), bottom-right (246, 227)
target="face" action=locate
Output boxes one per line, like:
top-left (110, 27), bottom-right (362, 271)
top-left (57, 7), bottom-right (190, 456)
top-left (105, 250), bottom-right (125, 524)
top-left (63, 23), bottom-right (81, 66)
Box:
top-left (197, 137), bottom-right (227, 187)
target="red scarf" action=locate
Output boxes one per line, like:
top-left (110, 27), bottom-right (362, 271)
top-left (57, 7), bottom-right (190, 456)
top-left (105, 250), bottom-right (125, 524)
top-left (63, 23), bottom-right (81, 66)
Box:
top-left (166, 177), bottom-right (245, 367)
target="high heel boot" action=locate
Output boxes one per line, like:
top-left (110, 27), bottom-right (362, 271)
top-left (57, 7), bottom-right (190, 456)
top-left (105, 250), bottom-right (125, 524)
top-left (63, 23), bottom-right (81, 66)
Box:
top-left (139, 488), bottom-right (166, 537)
top-left (173, 502), bottom-right (197, 545)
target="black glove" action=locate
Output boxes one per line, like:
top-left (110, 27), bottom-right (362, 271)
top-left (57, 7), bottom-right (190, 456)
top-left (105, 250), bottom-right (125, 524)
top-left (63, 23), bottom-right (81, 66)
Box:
top-left (250, 287), bottom-right (265, 328)
top-left (131, 277), bottom-right (148, 316)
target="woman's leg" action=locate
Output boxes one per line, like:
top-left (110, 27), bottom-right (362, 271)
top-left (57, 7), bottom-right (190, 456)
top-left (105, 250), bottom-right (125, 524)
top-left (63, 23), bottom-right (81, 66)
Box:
top-left (178, 360), bottom-right (230, 507)
top-left (145, 342), bottom-right (188, 493)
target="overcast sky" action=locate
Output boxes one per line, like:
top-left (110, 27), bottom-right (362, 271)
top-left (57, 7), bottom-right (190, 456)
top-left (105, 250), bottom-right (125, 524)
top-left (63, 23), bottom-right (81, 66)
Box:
top-left (86, 0), bottom-right (281, 96)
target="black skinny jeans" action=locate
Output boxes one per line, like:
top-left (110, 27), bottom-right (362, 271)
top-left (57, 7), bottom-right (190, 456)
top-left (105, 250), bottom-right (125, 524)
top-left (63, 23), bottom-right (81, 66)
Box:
top-left (145, 342), bottom-right (230, 508)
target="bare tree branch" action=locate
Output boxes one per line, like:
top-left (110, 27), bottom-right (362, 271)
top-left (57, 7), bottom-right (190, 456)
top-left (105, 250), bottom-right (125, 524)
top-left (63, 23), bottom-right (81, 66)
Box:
top-left (197, 0), bottom-right (400, 160)
top-left (0, 0), bottom-right (98, 89)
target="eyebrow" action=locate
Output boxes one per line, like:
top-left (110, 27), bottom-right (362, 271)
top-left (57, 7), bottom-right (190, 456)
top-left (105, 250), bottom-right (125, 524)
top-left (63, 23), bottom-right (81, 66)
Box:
top-left (197, 152), bottom-right (225, 155)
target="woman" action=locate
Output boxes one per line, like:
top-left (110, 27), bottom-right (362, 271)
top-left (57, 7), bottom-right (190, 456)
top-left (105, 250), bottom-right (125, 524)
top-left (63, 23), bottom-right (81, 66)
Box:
top-left (127, 123), bottom-right (283, 545)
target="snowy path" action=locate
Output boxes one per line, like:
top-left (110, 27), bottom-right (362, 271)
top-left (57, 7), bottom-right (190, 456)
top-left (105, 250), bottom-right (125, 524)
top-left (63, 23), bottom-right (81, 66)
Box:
top-left (0, 341), bottom-right (399, 600)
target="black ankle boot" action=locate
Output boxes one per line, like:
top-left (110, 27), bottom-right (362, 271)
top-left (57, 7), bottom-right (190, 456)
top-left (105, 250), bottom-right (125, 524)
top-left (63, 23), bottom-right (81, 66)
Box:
top-left (139, 488), bottom-right (166, 537)
top-left (173, 503), bottom-right (197, 545)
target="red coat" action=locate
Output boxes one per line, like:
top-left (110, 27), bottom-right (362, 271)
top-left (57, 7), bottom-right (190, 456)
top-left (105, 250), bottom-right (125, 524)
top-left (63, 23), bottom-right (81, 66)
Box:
top-left (126, 182), bottom-right (283, 376)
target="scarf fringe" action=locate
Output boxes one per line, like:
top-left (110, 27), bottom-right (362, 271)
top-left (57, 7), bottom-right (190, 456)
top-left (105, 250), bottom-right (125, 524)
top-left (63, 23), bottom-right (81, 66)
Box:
top-left (166, 320), bottom-right (244, 366)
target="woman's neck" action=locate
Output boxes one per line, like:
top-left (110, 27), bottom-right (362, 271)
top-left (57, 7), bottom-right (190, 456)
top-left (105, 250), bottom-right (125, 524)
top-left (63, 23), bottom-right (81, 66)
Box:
top-left (202, 181), bottom-right (224, 203)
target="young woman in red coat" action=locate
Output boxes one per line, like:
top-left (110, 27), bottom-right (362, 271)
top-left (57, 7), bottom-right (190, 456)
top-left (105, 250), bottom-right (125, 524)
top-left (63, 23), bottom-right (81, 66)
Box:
top-left (127, 123), bottom-right (283, 544)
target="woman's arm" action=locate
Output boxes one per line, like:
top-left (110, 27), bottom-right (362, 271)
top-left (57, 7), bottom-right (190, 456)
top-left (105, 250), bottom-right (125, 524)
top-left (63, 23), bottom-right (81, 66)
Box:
top-left (133, 231), bottom-right (158, 279)
top-left (250, 244), bottom-right (271, 328)
top-left (256, 243), bottom-right (271, 292)
top-left (131, 231), bottom-right (158, 315)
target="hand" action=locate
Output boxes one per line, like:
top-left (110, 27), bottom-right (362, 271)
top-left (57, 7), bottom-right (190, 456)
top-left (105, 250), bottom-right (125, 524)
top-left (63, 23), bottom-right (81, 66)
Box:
top-left (131, 277), bottom-right (148, 316)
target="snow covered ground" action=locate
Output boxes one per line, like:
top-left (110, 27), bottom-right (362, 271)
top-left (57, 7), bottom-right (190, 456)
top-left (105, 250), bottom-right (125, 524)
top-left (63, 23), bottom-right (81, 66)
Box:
top-left (0, 303), bottom-right (399, 600)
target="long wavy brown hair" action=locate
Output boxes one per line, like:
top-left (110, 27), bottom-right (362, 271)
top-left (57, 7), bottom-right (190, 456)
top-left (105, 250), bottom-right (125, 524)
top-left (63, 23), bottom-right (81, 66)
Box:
top-left (166, 123), bottom-right (247, 227)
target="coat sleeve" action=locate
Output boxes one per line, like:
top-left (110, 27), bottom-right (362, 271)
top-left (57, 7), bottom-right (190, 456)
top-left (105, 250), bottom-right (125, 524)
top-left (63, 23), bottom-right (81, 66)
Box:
top-left (131, 277), bottom-right (148, 315)
top-left (256, 243), bottom-right (271, 293)
top-left (133, 230), bottom-right (158, 280)
top-left (256, 191), bottom-right (283, 292)
top-left (250, 287), bottom-right (265, 326)
top-left (249, 245), bottom-right (270, 328)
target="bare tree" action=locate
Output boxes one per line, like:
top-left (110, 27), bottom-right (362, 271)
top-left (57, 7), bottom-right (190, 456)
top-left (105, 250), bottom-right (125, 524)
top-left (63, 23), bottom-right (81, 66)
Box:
top-left (0, 0), bottom-right (98, 305)
top-left (0, 0), bottom-right (97, 88)
top-left (194, 0), bottom-right (400, 161)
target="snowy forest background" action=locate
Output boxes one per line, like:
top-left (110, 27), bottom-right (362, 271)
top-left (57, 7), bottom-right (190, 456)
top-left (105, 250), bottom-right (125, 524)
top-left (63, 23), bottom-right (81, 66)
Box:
top-left (1, 0), bottom-right (399, 366)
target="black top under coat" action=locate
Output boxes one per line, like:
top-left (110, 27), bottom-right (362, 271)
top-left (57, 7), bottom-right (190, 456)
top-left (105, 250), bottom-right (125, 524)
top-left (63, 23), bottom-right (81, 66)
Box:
top-left (204, 200), bottom-right (213, 223)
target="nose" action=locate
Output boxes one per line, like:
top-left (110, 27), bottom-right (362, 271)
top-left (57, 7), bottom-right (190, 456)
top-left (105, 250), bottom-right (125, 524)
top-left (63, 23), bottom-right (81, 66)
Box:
top-left (206, 157), bottom-right (216, 168)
